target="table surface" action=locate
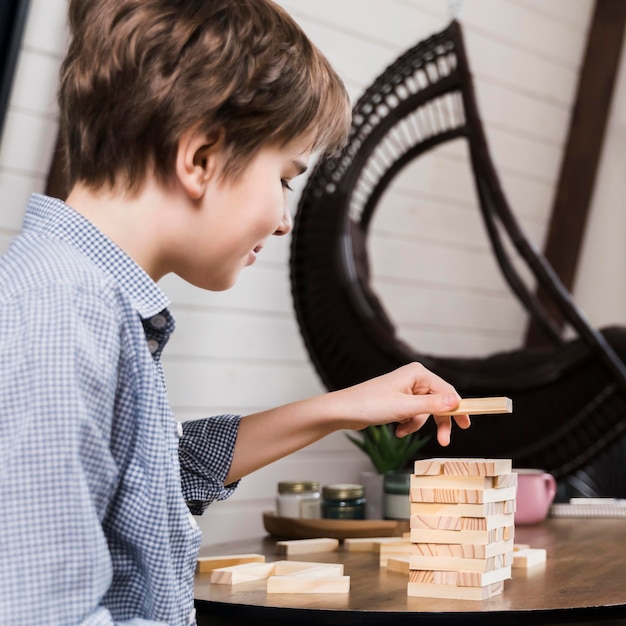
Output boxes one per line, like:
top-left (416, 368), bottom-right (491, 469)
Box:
top-left (194, 517), bottom-right (626, 625)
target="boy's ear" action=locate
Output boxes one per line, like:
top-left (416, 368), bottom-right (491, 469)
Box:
top-left (175, 127), bottom-right (224, 200)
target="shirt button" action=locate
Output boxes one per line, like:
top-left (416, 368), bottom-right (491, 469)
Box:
top-left (151, 314), bottom-right (167, 329)
top-left (147, 339), bottom-right (160, 354)
top-left (176, 421), bottom-right (184, 438)
top-left (187, 608), bottom-right (196, 625)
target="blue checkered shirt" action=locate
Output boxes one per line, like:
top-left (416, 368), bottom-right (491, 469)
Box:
top-left (0, 194), bottom-right (241, 625)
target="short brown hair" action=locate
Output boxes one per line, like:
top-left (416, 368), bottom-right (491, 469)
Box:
top-left (59, 0), bottom-right (351, 191)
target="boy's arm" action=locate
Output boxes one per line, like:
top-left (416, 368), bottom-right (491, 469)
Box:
top-left (225, 362), bottom-right (470, 484)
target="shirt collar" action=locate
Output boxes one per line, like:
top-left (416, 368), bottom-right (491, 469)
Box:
top-left (24, 194), bottom-right (170, 320)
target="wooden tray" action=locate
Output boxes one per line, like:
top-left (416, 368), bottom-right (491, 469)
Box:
top-left (262, 511), bottom-right (409, 539)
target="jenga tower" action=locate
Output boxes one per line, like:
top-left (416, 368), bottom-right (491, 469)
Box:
top-left (407, 458), bottom-right (517, 600)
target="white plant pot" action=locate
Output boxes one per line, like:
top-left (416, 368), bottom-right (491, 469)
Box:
top-left (359, 470), bottom-right (384, 520)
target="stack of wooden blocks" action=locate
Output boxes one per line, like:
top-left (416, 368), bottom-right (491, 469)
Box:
top-left (408, 458), bottom-right (517, 600)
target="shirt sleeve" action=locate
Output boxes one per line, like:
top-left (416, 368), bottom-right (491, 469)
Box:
top-left (179, 415), bottom-right (242, 515)
top-left (0, 285), bottom-right (164, 626)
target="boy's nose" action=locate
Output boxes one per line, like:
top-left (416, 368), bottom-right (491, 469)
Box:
top-left (274, 207), bottom-right (293, 236)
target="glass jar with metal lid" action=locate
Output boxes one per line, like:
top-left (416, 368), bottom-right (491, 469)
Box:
top-left (276, 481), bottom-right (321, 519)
top-left (321, 483), bottom-right (366, 519)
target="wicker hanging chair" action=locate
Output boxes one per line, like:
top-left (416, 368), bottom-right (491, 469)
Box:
top-left (289, 20), bottom-right (626, 480)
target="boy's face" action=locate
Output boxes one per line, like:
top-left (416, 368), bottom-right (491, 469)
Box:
top-left (174, 136), bottom-right (311, 291)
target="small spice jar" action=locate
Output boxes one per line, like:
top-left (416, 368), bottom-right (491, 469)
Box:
top-left (276, 481), bottom-right (321, 519)
top-left (321, 483), bottom-right (366, 519)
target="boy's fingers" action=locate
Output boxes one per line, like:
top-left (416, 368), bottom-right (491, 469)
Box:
top-left (413, 392), bottom-right (460, 416)
top-left (394, 414), bottom-right (430, 437)
top-left (453, 414), bottom-right (472, 429)
top-left (433, 415), bottom-right (452, 446)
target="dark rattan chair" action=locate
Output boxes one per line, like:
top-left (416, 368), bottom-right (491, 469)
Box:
top-left (289, 20), bottom-right (626, 483)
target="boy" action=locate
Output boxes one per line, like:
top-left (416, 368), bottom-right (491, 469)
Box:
top-left (0, 0), bottom-right (470, 624)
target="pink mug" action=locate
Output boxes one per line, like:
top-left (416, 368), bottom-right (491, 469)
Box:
top-left (514, 469), bottom-right (557, 525)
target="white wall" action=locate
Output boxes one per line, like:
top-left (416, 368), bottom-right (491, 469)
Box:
top-left (574, 33), bottom-right (626, 321)
top-left (1, 0), bottom-right (623, 546)
top-left (0, 0), bottom-right (67, 254)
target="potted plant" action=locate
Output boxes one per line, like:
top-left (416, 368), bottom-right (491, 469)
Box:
top-left (347, 425), bottom-right (430, 519)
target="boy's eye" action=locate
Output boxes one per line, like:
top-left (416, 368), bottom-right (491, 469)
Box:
top-left (281, 179), bottom-right (293, 191)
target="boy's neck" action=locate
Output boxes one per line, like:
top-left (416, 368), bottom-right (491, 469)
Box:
top-left (64, 180), bottom-right (182, 282)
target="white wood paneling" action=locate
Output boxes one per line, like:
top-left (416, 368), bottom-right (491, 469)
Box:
top-left (21, 0), bottom-right (69, 55)
top-left (0, 109), bottom-right (58, 176)
top-left (573, 35), bottom-right (626, 325)
top-left (0, 170), bottom-right (41, 230)
top-left (164, 361), bottom-right (324, 411)
top-left (8, 48), bottom-right (61, 115)
top-left (166, 310), bottom-right (308, 362)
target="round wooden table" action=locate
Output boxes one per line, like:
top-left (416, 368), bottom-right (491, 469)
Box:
top-left (194, 517), bottom-right (626, 625)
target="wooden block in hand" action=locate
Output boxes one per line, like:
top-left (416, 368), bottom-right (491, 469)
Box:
top-left (275, 537), bottom-right (339, 555)
top-left (435, 397), bottom-right (512, 416)
top-left (196, 553), bottom-right (265, 574)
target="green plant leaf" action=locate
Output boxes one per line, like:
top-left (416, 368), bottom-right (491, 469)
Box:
top-left (346, 424), bottom-right (431, 473)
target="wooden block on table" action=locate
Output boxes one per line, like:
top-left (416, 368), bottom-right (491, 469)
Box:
top-left (379, 540), bottom-right (412, 566)
top-left (410, 524), bottom-right (514, 545)
top-left (267, 575), bottom-right (351, 593)
top-left (410, 499), bottom-right (516, 517)
top-left (410, 513), bottom-right (515, 532)
top-left (407, 579), bottom-right (504, 600)
top-left (411, 539), bottom-right (514, 559)
top-left (457, 566), bottom-right (511, 587)
top-left (344, 536), bottom-right (406, 552)
top-left (413, 458), bottom-right (512, 477)
top-left (275, 562), bottom-right (343, 576)
top-left (266, 561), bottom-right (343, 576)
top-left (409, 551), bottom-right (513, 573)
top-left (386, 556), bottom-right (411, 574)
top-left (410, 566), bottom-right (511, 587)
top-left (267, 565), bottom-right (349, 593)
top-left (410, 569), bottom-right (458, 585)
top-left (210, 562), bottom-right (276, 585)
top-left (410, 485), bottom-right (517, 505)
top-left (512, 548), bottom-right (547, 569)
top-left (196, 553), bottom-right (265, 573)
top-left (275, 537), bottom-right (339, 555)
top-left (493, 473), bottom-right (517, 489)
top-left (411, 474), bottom-right (495, 490)
top-left (410, 473), bottom-right (517, 490)
top-left (435, 397), bottom-right (512, 416)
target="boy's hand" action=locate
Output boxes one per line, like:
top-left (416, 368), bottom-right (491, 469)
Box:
top-left (335, 362), bottom-right (471, 446)
top-left (229, 361), bottom-right (470, 482)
